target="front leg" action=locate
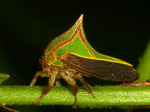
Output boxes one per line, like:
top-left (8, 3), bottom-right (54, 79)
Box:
top-left (34, 72), bottom-right (57, 104)
top-left (30, 71), bottom-right (49, 86)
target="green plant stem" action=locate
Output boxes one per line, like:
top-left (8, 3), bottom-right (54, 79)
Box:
top-left (1, 85), bottom-right (150, 108)
top-left (137, 40), bottom-right (150, 82)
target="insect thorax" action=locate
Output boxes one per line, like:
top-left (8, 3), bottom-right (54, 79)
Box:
top-left (39, 58), bottom-right (78, 79)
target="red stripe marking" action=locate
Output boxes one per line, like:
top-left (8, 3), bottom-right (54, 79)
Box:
top-left (78, 26), bottom-right (95, 57)
top-left (49, 23), bottom-right (95, 58)
top-left (50, 26), bottom-right (79, 56)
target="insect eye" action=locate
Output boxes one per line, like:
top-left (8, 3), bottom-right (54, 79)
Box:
top-left (39, 58), bottom-right (51, 67)
top-left (47, 63), bottom-right (51, 66)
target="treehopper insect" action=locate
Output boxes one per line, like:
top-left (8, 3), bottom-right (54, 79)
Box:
top-left (30, 14), bottom-right (139, 108)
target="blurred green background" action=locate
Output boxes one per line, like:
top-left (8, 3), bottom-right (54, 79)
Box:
top-left (0, 0), bottom-right (150, 112)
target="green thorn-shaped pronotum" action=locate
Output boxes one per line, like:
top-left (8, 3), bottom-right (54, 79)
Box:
top-left (30, 14), bottom-right (139, 108)
top-left (43, 14), bottom-right (132, 66)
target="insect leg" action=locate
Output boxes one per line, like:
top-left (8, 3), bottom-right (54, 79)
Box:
top-left (61, 71), bottom-right (78, 109)
top-left (34, 72), bottom-right (56, 105)
top-left (30, 71), bottom-right (49, 86)
top-left (55, 79), bottom-right (61, 86)
top-left (73, 74), bottom-right (95, 98)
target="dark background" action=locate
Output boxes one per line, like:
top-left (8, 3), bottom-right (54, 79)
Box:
top-left (0, 0), bottom-right (150, 112)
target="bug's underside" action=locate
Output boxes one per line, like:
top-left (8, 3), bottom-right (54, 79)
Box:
top-left (30, 53), bottom-right (139, 108)
top-left (29, 58), bottom-right (94, 108)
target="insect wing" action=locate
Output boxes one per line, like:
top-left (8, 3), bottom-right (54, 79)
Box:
top-left (61, 53), bottom-right (139, 82)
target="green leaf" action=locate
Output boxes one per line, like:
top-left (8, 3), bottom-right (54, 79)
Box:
top-left (137, 40), bottom-right (150, 82)
top-left (0, 73), bottom-right (9, 84)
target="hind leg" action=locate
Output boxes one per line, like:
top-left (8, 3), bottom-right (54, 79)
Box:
top-left (73, 73), bottom-right (95, 98)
